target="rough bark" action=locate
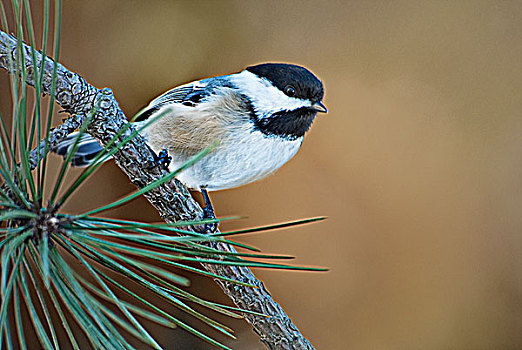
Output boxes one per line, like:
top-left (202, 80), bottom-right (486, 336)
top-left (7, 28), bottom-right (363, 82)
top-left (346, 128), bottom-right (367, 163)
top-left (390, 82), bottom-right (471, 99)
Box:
top-left (0, 30), bottom-right (314, 349)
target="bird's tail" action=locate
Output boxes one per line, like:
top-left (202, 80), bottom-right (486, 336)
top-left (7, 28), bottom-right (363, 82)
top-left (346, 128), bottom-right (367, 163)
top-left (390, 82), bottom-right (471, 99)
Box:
top-left (51, 132), bottom-right (106, 167)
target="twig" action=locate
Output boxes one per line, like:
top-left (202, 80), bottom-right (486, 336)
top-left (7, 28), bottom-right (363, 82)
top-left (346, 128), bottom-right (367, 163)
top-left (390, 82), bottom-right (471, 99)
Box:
top-left (28, 114), bottom-right (83, 169)
top-left (0, 30), bottom-right (314, 349)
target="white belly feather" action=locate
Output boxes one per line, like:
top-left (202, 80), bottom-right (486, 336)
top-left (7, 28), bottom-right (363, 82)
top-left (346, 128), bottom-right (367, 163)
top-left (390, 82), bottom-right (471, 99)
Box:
top-left (169, 129), bottom-right (301, 191)
top-left (176, 130), bottom-right (301, 191)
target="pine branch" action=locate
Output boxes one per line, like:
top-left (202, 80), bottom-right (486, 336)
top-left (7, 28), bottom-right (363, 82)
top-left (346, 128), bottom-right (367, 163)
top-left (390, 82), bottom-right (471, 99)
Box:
top-left (0, 30), bottom-right (314, 349)
top-left (28, 114), bottom-right (83, 169)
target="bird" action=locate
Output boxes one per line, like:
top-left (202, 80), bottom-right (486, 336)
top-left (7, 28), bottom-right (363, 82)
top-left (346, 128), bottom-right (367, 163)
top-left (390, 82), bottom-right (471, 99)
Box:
top-left (53, 63), bottom-right (327, 228)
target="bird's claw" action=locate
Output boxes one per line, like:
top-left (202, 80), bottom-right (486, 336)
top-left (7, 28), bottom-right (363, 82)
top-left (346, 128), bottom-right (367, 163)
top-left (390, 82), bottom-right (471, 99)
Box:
top-left (151, 148), bottom-right (172, 170)
top-left (196, 188), bottom-right (218, 233)
top-left (201, 205), bottom-right (218, 234)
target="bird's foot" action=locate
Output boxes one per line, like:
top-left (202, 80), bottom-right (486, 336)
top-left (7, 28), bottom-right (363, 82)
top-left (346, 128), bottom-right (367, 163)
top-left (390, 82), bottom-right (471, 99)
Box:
top-left (150, 148), bottom-right (172, 170)
top-left (198, 188), bottom-right (218, 233)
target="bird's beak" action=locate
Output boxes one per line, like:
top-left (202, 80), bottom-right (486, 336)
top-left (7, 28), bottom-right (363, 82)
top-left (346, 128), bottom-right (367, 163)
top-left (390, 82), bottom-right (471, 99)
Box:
top-left (311, 101), bottom-right (328, 113)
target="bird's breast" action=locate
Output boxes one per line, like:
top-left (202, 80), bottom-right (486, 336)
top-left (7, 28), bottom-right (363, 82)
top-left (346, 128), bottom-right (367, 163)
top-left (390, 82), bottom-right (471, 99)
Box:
top-left (170, 128), bottom-right (303, 191)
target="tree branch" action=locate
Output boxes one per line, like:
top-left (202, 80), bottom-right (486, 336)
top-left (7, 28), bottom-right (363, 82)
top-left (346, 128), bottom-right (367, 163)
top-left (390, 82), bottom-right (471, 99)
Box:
top-left (28, 113), bottom-right (83, 169)
top-left (0, 30), bottom-right (314, 349)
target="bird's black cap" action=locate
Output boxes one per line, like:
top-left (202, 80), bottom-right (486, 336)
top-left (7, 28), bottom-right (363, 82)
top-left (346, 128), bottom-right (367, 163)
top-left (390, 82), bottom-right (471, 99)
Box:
top-left (246, 63), bottom-right (324, 103)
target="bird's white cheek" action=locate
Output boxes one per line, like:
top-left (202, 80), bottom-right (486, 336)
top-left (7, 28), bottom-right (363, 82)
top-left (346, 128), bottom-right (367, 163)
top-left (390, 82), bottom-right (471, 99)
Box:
top-left (230, 71), bottom-right (311, 117)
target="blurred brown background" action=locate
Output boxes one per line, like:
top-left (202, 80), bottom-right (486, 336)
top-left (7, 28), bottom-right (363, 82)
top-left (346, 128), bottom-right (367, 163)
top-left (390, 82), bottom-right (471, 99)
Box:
top-left (2, 0), bottom-right (522, 349)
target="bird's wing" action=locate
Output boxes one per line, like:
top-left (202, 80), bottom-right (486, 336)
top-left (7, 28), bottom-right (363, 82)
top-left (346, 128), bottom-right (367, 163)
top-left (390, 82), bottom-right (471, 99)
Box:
top-left (134, 76), bottom-right (241, 156)
top-left (135, 78), bottom-right (229, 122)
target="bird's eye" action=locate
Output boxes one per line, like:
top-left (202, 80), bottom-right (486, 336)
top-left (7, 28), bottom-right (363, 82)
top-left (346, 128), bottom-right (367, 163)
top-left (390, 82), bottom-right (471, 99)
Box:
top-left (284, 86), bottom-right (296, 97)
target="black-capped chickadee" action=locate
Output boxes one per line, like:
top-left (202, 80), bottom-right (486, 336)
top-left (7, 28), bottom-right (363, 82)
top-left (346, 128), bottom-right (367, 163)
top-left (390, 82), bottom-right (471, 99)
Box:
top-left (54, 63), bottom-right (327, 223)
